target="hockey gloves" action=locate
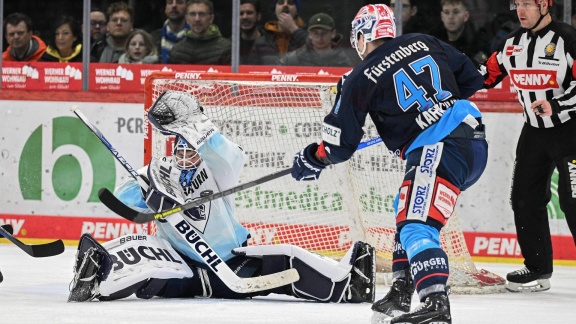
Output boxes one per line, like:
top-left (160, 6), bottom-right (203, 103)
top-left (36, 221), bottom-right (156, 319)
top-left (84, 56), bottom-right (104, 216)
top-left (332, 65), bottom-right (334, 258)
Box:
top-left (148, 91), bottom-right (217, 149)
top-left (292, 143), bottom-right (326, 181)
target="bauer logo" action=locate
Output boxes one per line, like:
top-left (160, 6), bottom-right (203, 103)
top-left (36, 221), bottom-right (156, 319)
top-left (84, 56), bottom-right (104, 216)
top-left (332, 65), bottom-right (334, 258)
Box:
top-left (19, 116), bottom-right (116, 202)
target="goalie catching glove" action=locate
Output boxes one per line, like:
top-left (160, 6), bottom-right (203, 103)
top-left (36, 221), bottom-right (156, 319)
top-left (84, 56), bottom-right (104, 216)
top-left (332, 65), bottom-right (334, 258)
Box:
top-left (148, 90), bottom-right (217, 149)
top-left (292, 142), bottom-right (328, 181)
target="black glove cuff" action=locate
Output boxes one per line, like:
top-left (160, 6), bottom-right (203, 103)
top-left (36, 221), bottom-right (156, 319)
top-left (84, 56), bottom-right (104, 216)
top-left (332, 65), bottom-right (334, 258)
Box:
top-left (304, 143), bottom-right (327, 169)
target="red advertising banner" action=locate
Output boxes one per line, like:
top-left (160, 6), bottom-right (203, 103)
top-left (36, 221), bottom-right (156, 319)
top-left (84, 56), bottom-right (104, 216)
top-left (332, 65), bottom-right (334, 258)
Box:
top-left (2, 61), bottom-right (83, 91)
top-left (1, 62), bottom-right (519, 102)
top-left (2, 214), bottom-right (575, 262)
top-left (89, 63), bottom-right (232, 92)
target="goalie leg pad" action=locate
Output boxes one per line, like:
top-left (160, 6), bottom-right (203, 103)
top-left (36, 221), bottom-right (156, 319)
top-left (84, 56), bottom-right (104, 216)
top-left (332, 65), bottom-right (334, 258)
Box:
top-left (244, 242), bottom-right (375, 303)
top-left (96, 234), bottom-right (194, 300)
top-left (157, 255), bottom-right (265, 299)
top-left (68, 233), bottom-right (113, 302)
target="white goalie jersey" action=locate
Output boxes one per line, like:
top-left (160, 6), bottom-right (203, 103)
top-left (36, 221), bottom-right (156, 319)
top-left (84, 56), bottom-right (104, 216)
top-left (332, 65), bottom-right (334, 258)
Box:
top-left (115, 131), bottom-right (250, 264)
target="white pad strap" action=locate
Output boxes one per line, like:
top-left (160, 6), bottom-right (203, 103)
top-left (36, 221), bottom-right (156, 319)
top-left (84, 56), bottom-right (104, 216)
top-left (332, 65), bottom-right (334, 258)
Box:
top-left (233, 243), bottom-right (358, 282)
top-left (98, 235), bottom-right (194, 297)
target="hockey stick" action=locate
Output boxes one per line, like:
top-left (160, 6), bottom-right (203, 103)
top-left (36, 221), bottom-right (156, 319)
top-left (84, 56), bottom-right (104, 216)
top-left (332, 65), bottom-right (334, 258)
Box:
top-left (166, 214), bottom-right (299, 293)
top-left (73, 107), bottom-right (299, 293)
top-left (98, 167), bottom-right (292, 223)
top-left (0, 224), bottom-right (65, 257)
top-left (98, 135), bottom-right (383, 224)
top-left (71, 105), bottom-right (139, 179)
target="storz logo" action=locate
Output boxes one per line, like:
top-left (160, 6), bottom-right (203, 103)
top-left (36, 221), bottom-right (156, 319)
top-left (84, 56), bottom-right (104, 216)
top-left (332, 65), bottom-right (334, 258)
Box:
top-left (419, 147), bottom-right (437, 174)
top-left (411, 185), bottom-right (429, 216)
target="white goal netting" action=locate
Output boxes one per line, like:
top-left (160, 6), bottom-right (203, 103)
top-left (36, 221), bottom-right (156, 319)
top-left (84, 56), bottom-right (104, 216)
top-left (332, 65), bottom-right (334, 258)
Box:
top-left (144, 72), bottom-right (505, 293)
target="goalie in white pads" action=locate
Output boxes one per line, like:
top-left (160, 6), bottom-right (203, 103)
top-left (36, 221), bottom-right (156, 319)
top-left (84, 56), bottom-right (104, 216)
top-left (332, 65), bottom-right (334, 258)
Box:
top-left (68, 90), bottom-right (376, 304)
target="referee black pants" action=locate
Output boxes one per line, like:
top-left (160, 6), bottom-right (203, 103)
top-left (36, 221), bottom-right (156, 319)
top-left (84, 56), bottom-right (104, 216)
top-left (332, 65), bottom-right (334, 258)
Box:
top-left (511, 117), bottom-right (576, 274)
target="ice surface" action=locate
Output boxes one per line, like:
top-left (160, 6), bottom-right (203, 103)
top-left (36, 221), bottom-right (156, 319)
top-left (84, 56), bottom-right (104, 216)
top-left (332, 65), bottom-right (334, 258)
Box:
top-left (1, 244), bottom-right (575, 323)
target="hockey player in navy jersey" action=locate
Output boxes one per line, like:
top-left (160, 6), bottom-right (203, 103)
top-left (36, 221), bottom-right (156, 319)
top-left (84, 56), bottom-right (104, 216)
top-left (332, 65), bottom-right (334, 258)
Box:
top-left (291, 4), bottom-right (487, 324)
top-left (68, 90), bottom-right (376, 305)
top-left (482, 0), bottom-right (576, 293)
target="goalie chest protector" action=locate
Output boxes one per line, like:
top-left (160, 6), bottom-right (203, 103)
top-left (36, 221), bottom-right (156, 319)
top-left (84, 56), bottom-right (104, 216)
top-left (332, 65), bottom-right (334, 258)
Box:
top-left (145, 158), bottom-right (215, 214)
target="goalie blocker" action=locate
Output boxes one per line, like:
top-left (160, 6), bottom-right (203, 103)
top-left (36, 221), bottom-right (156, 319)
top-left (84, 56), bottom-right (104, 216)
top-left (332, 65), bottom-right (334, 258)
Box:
top-left (69, 233), bottom-right (376, 303)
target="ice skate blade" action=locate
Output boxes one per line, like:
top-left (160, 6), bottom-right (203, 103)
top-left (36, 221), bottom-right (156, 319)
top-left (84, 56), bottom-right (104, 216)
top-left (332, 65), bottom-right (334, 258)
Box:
top-left (371, 310), bottom-right (406, 324)
top-left (506, 279), bottom-right (550, 293)
top-left (379, 319), bottom-right (450, 324)
top-left (371, 311), bottom-right (392, 324)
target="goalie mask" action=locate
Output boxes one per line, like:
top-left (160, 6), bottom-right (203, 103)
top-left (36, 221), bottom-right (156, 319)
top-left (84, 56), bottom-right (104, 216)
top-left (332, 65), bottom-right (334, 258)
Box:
top-left (173, 137), bottom-right (201, 172)
top-left (350, 4), bottom-right (396, 59)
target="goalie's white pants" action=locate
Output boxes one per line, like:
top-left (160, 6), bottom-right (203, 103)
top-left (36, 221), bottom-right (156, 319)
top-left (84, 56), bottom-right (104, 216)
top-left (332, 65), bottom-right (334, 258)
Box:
top-left (93, 235), bottom-right (359, 303)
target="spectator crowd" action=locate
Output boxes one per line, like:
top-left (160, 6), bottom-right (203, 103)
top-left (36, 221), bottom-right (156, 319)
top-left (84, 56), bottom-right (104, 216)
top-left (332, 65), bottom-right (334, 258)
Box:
top-left (1, 0), bottom-right (572, 68)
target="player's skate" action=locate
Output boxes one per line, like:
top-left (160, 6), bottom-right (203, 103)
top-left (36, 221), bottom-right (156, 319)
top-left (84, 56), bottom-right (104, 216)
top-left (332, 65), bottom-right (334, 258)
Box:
top-left (347, 241), bottom-right (376, 303)
top-left (371, 269), bottom-right (414, 324)
top-left (506, 266), bottom-right (551, 293)
top-left (387, 293), bottom-right (451, 324)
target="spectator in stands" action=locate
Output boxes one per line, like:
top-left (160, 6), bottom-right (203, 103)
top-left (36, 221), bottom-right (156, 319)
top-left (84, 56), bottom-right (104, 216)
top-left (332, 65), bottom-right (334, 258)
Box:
top-left (151, 0), bottom-right (189, 63)
top-left (429, 0), bottom-right (489, 66)
top-left (279, 13), bottom-right (353, 67)
top-left (487, 11), bottom-right (519, 52)
top-left (118, 29), bottom-right (159, 64)
top-left (2, 12), bottom-right (46, 62)
top-left (168, 0), bottom-right (231, 65)
top-left (95, 2), bottom-right (134, 63)
top-left (39, 16), bottom-right (82, 62)
top-left (572, 5), bottom-right (576, 29)
top-left (249, 0), bottom-right (308, 65)
top-left (240, 0), bottom-right (264, 64)
top-left (89, 8), bottom-right (107, 62)
top-left (390, 0), bottom-right (431, 34)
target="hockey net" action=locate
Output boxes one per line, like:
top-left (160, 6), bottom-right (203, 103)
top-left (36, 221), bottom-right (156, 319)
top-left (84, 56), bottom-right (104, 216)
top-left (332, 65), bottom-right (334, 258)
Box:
top-left (144, 72), bottom-right (505, 294)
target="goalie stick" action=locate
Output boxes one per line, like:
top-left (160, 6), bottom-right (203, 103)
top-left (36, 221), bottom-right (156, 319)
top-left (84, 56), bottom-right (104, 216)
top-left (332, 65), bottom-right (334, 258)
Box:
top-left (98, 134), bottom-right (382, 224)
top-left (71, 105), bottom-right (139, 179)
top-left (0, 224), bottom-right (65, 257)
top-left (98, 167), bottom-right (292, 223)
top-left (72, 106), bottom-right (299, 293)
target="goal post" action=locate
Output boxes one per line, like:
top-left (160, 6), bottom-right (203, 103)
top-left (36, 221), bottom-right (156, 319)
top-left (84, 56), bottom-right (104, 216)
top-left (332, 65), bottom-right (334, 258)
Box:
top-left (144, 71), bottom-right (506, 293)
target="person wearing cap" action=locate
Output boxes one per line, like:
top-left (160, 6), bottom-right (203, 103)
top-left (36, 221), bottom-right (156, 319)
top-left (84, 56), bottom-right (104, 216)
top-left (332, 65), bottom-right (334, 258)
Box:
top-left (279, 13), bottom-right (354, 67)
top-left (249, 0), bottom-right (308, 65)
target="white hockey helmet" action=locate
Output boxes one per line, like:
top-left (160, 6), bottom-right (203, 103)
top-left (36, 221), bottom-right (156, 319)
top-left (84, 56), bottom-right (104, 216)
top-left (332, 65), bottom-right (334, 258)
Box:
top-left (509, 0), bottom-right (552, 10)
top-left (350, 4), bottom-right (396, 59)
top-left (173, 137), bottom-right (201, 171)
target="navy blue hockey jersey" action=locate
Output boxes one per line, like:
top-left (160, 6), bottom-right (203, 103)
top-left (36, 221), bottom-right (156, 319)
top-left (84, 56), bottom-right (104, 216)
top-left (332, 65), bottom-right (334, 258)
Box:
top-left (321, 33), bottom-right (484, 163)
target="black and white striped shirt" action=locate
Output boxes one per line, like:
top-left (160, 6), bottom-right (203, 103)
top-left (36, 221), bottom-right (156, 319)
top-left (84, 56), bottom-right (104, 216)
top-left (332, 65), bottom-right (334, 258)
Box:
top-left (483, 20), bottom-right (576, 128)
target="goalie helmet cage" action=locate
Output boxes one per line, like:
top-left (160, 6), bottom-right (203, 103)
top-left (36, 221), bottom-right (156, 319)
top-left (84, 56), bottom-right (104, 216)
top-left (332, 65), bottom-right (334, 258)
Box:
top-left (144, 71), bottom-right (505, 294)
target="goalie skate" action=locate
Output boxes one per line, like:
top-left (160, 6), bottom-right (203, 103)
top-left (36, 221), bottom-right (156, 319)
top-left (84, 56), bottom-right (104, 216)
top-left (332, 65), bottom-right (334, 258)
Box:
top-left (68, 247), bottom-right (102, 302)
top-left (506, 267), bottom-right (551, 293)
top-left (371, 270), bottom-right (414, 324)
top-left (347, 241), bottom-right (376, 303)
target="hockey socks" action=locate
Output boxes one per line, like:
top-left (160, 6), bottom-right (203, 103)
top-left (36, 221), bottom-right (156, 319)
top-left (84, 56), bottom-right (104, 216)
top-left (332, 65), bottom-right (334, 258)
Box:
top-left (392, 232), bottom-right (410, 280)
top-left (410, 248), bottom-right (449, 301)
